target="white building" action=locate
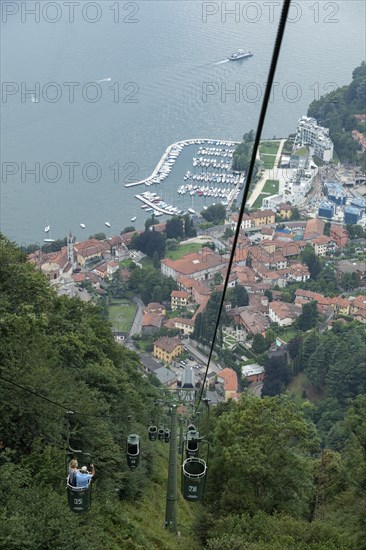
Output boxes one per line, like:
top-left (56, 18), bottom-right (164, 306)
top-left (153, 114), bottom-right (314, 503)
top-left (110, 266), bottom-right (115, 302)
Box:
top-left (294, 116), bottom-right (334, 162)
top-left (262, 194), bottom-right (284, 210)
top-left (268, 301), bottom-right (300, 327)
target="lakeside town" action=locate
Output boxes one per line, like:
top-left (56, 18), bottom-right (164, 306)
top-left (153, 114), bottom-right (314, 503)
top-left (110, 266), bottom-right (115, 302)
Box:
top-left (27, 111), bottom-right (366, 405)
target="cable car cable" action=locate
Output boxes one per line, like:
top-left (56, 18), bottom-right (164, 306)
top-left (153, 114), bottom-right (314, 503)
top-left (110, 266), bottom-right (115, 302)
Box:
top-left (0, 373), bottom-right (158, 421)
top-left (0, 373), bottom-right (75, 412)
top-left (194, 0), bottom-right (293, 414)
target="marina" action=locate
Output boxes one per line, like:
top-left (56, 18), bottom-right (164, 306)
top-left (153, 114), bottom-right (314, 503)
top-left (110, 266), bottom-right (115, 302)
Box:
top-left (135, 192), bottom-right (186, 216)
top-left (124, 138), bottom-right (240, 189)
top-left (126, 138), bottom-right (244, 219)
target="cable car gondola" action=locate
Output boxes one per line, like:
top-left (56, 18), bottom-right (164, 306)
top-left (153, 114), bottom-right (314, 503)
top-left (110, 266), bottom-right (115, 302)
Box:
top-left (126, 434), bottom-right (140, 469)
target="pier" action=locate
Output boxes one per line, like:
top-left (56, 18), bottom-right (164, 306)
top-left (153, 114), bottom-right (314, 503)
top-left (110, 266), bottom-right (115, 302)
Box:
top-left (135, 194), bottom-right (177, 215)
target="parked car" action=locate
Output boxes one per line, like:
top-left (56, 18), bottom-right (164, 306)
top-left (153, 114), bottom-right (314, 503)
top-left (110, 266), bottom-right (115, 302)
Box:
top-left (188, 355), bottom-right (194, 361)
top-left (180, 360), bottom-right (187, 366)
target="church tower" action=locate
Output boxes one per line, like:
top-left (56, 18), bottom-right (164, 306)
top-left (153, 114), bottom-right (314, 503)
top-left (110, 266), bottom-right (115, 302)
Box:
top-left (67, 231), bottom-right (75, 266)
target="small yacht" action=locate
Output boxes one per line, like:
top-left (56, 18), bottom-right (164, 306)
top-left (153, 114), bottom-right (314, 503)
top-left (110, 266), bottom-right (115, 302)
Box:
top-left (80, 223), bottom-right (86, 229)
top-left (44, 225), bottom-right (50, 233)
top-left (105, 222), bottom-right (111, 228)
top-left (131, 216), bottom-right (137, 222)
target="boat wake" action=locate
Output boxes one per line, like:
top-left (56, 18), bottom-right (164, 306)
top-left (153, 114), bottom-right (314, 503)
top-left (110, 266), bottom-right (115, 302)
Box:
top-left (97, 78), bottom-right (112, 83)
top-left (215, 59), bottom-right (229, 65)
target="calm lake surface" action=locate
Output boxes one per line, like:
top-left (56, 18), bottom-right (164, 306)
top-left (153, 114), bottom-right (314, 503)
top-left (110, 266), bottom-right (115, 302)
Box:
top-left (1, 0), bottom-right (365, 244)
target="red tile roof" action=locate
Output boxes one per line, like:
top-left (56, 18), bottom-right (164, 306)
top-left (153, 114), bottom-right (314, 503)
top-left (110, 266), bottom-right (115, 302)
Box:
top-left (171, 290), bottom-right (189, 299)
top-left (154, 336), bottom-right (182, 354)
top-left (218, 368), bottom-right (238, 392)
top-left (142, 313), bottom-right (162, 328)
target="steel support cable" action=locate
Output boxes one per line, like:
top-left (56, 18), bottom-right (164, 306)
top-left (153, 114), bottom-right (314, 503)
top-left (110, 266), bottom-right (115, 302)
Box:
top-left (195, 0), bottom-right (293, 413)
top-left (0, 374), bottom-right (144, 421)
top-left (0, 373), bottom-right (74, 412)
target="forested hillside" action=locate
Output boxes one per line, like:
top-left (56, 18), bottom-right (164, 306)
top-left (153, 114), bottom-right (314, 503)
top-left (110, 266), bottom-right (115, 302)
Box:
top-left (1, 235), bottom-right (365, 549)
top-left (308, 61), bottom-right (366, 167)
top-left (0, 235), bottom-right (194, 549)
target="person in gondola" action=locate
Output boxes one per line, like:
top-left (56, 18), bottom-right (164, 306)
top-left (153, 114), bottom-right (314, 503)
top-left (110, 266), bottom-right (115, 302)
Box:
top-left (68, 459), bottom-right (79, 487)
top-left (75, 464), bottom-right (95, 488)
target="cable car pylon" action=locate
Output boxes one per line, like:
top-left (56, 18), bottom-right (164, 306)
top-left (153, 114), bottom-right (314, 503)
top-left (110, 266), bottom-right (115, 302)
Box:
top-left (165, 404), bottom-right (178, 532)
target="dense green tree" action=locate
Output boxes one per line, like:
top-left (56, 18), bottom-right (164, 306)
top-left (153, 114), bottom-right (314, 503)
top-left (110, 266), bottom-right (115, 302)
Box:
top-left (201, 204), bottom-right (226, 225)
top-left (193, 291), bottom-right (227, 344)
top-left (183, 214), bottom-right (197, 238)
top-left (89, 232), bottom-right (106, 241)
top-left (213, 272), bottom-right (223, 285)
top-left (288, 334), bottom-right (303, 359)
top-left (298, 300), bottom-right (318, 331)
top-left (291, 207), bottom-right (301, 220)
top-left (121, 225), bottom-right (136, 234)
top-left (301, 244), bottom-right (322, 280)
top-left (201, 510), bottom-right (351, 550)
top-left (346, 224), bottom-right (366, 239)
top-left (144, 216), bottom-right (159, 229)
top-left (152, 250), bottom-right (160, 269)
top-left (308, 62), bottom-right (366, 166)
top-left (232, 130), bottom-right (255, 172)
top-left (152, 285), bottom-right (163, 303)
top-left (264, 289), bottom-right (273, 302)
top-left (205, 396), bottom-right (318, 518)
top-left (223, 227), bottom-right (234, 239)
top-left (252, 333), bottom-right (268, 355)
top-left (300, 330), bottom-right (319, 371)
top-left (127, 266), bottom-right (176, 304)
top-left (262, 355), bottom-right (292, 396)
top-left (0, 235), bottom-right (167, 548)
top-left (165, 216), bottom-right (184, 240)
top-left (193, 312), bottom-right (202, 341)
top-left (228, 284), bottom-right (249, 308)
top-left (134, 227), bottom-right (166, 259)
top-left (341, 271), bottom-right (359, 290)
top-left (265, 327), bottom-right (276, 347)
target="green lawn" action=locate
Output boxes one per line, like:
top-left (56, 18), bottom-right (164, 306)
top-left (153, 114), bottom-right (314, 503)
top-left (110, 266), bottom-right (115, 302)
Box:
top-left (277, 327), bottom-right (297, 342)
top-left (119, 258), bottom-right (134, 269)
top-left (259, 141), bottom-right (280, 156)
top-left (294, 146), bottom-right (308, 156)
top-left (287, 372), bottom-right (308, 401)
top-left (108, 300), bottom-right (137, 331)
top-left (262, 179), bottom-right (279, 194)
top-left (252, 193), bottom-right (270, 209)
top-left (140, 256), bottom-right (153, 268)
top-left (260, 154), bottom-right (277, 169)
top-left (166, 242), bottom-right (203, 260)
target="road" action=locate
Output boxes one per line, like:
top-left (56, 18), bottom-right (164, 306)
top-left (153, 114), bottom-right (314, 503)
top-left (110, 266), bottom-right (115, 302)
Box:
top-left (249, 382), bottom-right (263, 397)
top-left (129, 296), bottom-right (144, 337)
top-left (184, 339), bottom-right (221, 374)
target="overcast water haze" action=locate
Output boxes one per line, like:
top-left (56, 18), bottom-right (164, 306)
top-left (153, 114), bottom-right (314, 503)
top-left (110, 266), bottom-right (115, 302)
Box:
top-left (1, 0), bottom-right (365, 244)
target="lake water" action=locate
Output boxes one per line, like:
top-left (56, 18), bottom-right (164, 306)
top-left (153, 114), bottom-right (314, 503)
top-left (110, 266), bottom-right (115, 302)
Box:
top-left (1, 0), bottom-right (365, 244)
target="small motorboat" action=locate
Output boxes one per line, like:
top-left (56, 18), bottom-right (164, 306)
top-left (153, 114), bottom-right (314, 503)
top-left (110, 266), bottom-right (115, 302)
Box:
top-left (105, 222), bottom-right (111, 228)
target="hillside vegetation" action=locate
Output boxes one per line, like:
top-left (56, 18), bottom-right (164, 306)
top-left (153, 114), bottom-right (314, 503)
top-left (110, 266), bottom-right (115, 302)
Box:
top-left (1, 235), bottom-right (365, 549)
top-left (308, 61), bottom-right (366, 167)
